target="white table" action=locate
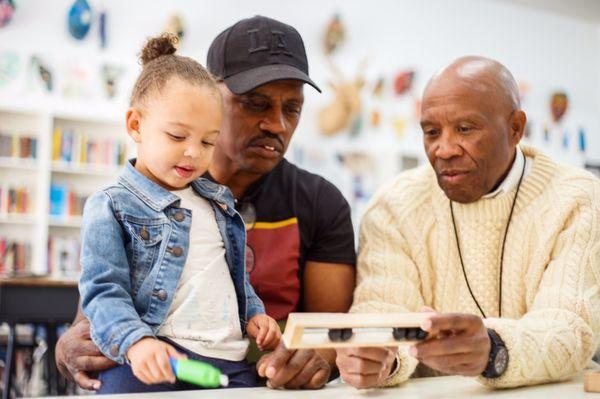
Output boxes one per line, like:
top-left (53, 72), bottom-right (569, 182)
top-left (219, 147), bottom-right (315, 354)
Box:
top-left (37, 373), bottom-right (597, 399)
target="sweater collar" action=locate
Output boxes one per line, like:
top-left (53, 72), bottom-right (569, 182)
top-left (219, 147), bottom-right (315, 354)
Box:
top-left (482, 147), bottom-right (531, 199)
top-left (431, 145), bottom-right (556, 220)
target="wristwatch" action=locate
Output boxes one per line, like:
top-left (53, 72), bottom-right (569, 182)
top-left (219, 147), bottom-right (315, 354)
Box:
top-left (481, 328), bottom-right (508, 378)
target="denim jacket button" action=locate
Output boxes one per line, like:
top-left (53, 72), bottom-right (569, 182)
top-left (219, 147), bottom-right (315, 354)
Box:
top-left (173, 212), bottom-right (185, 222)
top-left (170, 247), bottom-right (183, 257)
top-left (140, 227), bottom-right (150, 240)
top-left (156, 289), bottom-right (168, 301)
top-left (109, 345), bottom-right (119, 358)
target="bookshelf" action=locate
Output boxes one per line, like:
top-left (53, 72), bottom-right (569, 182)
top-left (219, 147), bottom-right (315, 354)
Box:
top-left (0, 105), bottom-right (133, 278)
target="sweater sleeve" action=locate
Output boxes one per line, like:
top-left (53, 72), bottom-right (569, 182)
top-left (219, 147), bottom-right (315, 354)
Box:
top-left (479, 193), bottom-right (600, 388)
top-left (350, 194), bottom-right (424, 387)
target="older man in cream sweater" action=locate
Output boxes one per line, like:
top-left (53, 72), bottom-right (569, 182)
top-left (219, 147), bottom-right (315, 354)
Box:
top-left (336, 56), bottom-right (600, 389)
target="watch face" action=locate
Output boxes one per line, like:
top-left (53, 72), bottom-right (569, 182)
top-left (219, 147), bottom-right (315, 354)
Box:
top-left (493, 347), bottom-right (509, 375)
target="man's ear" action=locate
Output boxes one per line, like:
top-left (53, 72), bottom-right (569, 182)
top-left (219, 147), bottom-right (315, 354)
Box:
top-left (509, 110), bottom-right (527, 145)
top-left (126, 107), bottom-right (143, 143)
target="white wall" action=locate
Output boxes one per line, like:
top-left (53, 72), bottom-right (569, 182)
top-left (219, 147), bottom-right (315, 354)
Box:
top-left (1, 0), bottom-right (598, 190)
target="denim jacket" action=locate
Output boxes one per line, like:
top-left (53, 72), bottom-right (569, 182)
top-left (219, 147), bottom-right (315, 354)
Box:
top-left (79, 160), bottom-right (265, 364)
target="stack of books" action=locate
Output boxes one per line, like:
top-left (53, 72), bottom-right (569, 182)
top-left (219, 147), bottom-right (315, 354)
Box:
top-left (49, 184), bottom-right (87, 217)
top-left (52, 127), bottom-right (126, 167)
top-left (0, 237), bottom-right (31, 275)
top-left (47, 236), bottom-right (80, 276)
top-left (0, 184), bottom-right (31, 215)
top-left (0, 131), bottom-right (38, 159)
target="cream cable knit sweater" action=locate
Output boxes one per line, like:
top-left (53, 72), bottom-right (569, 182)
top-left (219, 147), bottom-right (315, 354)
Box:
top-left (351, 146), bottom-right (600, 388)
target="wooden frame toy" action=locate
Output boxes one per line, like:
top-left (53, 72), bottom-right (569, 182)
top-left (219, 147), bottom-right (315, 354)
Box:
top-left (282, 312), bottom-right (433, 349)
top-left (584, 371), bottom-right (600, 393)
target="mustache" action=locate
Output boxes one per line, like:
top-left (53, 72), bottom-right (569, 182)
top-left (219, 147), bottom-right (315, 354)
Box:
top-left (435, 160), bottom-right (472, 173)
top-left (247, 132), bottom-right (284, 151)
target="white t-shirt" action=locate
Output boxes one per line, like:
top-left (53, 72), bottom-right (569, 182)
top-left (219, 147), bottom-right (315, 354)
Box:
top-left (158, 187), bottom-right (248, 361)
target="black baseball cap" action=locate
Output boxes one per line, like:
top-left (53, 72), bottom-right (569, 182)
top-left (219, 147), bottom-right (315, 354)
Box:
top-left (207, 15), bottom-right (321, 95)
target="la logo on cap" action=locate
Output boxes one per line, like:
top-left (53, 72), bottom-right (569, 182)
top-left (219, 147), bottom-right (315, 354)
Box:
top-left (206, 15), bottom-right (321, 94)
top-left (247, 28), bottom-right (292, 56)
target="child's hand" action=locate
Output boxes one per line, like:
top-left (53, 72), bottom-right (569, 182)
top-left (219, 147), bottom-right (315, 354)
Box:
top-left (126, 337), bottom-right (186, 385)
top-left (247, 314), bottom-right (281, 351)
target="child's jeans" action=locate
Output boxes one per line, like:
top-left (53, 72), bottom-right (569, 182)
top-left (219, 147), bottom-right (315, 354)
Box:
top-left (97, 338), bottom-right (256, 394)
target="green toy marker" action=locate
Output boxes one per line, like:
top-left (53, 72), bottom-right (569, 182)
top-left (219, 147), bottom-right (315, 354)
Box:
top-left (170, 358), bottom-right (229, 388)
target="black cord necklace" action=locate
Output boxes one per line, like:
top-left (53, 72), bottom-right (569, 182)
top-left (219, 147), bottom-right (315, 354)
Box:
top-left (450, 156), bottom-right (526, 319)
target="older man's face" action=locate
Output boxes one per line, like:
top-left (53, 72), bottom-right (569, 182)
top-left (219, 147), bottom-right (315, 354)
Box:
top-left (420, 79), bottom-right (518, 203)
top-left (217, 80), bottom-right (304, 175)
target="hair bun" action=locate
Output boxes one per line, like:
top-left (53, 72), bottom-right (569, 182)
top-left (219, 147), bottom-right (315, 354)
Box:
top-left (139, 34), bottom-right (178, 66)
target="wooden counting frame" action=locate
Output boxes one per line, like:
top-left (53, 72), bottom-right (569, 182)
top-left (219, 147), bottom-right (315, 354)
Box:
top-left (584, 371), bottom-right (600, 392)
top-left (282, 312), bottom-right (433, 349)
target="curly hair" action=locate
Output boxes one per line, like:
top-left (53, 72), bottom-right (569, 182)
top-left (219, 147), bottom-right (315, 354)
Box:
top-left (130, 33), bottom-right (219, 106)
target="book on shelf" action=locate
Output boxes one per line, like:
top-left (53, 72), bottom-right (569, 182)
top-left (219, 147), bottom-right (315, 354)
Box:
top-left (0, 184), bottom-right (31, 214)
top-left (49, 183), bottom-right (87, 217)
top-left (52, 127), bottom-right (126, 167)
top-left (0, 131), bottom-right (38, 159)
top-left (47, 236), bottom-right (80, 276)
top-left (0, 237), bottom-right (31, 275)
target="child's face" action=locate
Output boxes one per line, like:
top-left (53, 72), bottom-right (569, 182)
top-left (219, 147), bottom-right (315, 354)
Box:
top-left (126, 78), bottom-right (222, 190)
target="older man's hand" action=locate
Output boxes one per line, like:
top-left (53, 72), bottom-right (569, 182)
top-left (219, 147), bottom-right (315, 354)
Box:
top-left (257, 342), bottom-right (331, 389)
top-left (335, 347), bottom-right (397, 389)
top-left (411, 312), bottom-right (491, 376)
top-left (55, 318), bottom-right (116, 390)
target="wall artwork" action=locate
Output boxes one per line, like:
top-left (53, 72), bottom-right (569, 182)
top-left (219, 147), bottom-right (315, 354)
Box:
top-left (61, 65), bottom-right (93, 100)
top-left (323, 13), bottom-right (345, 55)
top-left (550, 91), bottom-right (568, 123)
top-left (100, 64), bottom-right (124, 99)
top-left (29, 56), bottom-right (53, 92)
top-left (0, 0), bottom-right (15, 28)
top-left (67, 0), bottom-right (92, 40)
top-left (164, 15), bottom-right (185, 48)
top-left (317, 60), bottom-right (366, 136)
top-left (394, 70), bottom-right (415, 96)
top-left (0, 51), bottom-right (20, 89)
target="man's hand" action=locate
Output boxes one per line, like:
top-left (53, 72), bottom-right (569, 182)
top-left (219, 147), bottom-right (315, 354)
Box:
top-left (410, 313), bottom-right (491, 376)
top-left (55, 318), bottom-right (116, 390)
top-left (257, 342), bottom-right (330, 389)
top-left (335, 347), bottom-right (397, 389)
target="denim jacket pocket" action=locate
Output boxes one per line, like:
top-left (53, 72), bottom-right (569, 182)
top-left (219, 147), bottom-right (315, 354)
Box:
top-left (122, 217), bottom-right (165, 296)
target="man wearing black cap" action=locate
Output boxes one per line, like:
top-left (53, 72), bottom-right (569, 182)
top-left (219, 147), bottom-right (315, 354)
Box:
top-left (206, 15), bottom-right (356, 389)
top-left (56, 16), bottom-right (356, 391)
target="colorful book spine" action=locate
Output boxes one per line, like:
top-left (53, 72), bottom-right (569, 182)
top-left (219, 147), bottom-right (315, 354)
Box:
top-left (0, 131), bottom-right (38, 159)
top-left (52, 128), bottom-right (62, 161)
top-left (11, 134), bottom-right (18, 158)
top-left (47, 236), bottom-right (80, 275)
top-left (49, 183), bottom-right (88, 216)
top-left (61, 130), bottom-right (74, 163)
top-left (51, 127), bottom-right (126, 167)
top-left (0, 184), bottom-right (30, 215)
top-left (49, 184), bottom-right (66, 216)
top-left (0, 237), bottom-right (31, 275)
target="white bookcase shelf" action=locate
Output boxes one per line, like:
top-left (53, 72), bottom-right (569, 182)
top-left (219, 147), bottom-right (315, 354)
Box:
top-left (0, 105), bottom-right (133, 277)
top-left (50, 161), bottom-right (122, 177)
top-left (48, 216), bottom-right (83, 229)
top-left (0, 157), bottom-right (38, 170)
top-left (0, 214), bottom-right (38, 225)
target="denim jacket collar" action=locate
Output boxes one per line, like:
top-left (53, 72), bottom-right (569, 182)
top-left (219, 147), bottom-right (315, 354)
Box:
top-left (118, 159), bottom-right (237, 216)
